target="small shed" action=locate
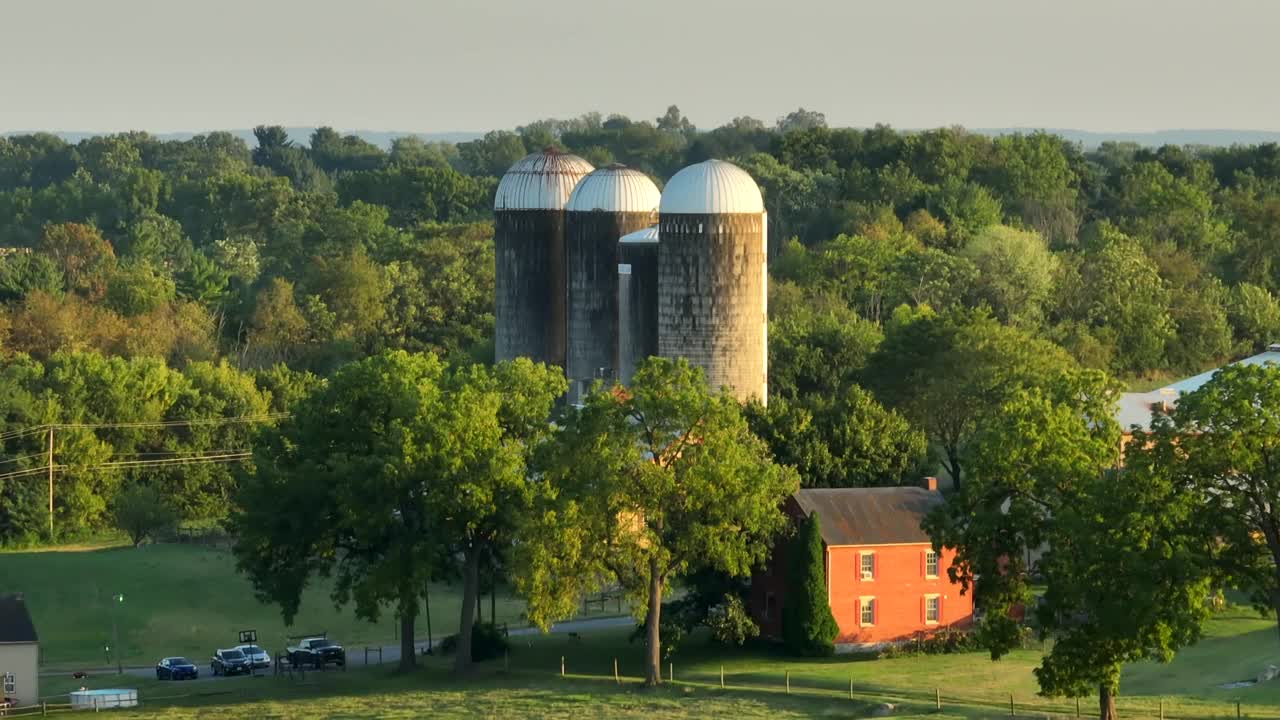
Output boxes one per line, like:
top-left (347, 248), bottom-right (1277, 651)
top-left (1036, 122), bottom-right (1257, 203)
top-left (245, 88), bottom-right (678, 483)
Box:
top-left (0, 594), bottom-right (39, 708)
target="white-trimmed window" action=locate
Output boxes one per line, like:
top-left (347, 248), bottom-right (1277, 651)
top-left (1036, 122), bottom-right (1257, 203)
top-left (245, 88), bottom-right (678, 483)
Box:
top-left (925, 595), bottom-right (941, 624)
top-left (925, 550), bottom-right (939, 579)
top-left (3, 671), bottom-right (14, 695)
top-left (860, 552), bottom-right (875, 580)
top-left (860, 597), bottom-right (876, 626)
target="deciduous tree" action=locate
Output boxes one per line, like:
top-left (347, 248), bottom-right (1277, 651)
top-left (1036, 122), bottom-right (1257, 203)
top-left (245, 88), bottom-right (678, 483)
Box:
top-left (515, 358), bottom-right (798, 685)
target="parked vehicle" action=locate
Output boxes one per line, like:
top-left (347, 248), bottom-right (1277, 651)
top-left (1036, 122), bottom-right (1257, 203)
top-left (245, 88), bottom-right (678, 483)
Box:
top-left (234, 644), bottom-right (271, 670)
top-left (286, 637), bottom-right (345, 669)
top-left (155, 657), bottom-right (198, 681)
top-left (210, 648), bottom-right (251, 676)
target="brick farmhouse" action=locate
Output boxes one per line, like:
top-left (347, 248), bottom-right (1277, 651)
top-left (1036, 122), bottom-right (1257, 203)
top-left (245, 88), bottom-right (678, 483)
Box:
top-left (750, 481), bottom-right (973, 649)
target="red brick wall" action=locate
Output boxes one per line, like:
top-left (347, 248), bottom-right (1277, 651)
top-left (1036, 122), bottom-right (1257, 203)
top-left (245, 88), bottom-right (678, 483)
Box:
top-left (827, 544), bottom-right (973, 645)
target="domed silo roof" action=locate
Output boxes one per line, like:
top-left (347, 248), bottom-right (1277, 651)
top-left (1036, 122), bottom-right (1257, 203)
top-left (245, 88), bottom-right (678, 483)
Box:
top-left (566, 165), bottom-right (661, 214)
top-left (494, 148), bottom-right (595, 211)
top-left (659, 159), bottom-right (764, 215)
top-left (619, 225), bottom-right (659, 244)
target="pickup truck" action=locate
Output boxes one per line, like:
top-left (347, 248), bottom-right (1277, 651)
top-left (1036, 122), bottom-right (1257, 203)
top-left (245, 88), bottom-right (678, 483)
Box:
top-left (286, 637), bottom-right (346, 669)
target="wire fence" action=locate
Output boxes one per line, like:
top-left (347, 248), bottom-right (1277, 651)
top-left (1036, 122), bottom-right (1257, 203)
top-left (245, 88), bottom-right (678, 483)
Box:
top-left (544, 656), bottom-right (1280, 720)
top-left (10, 652), bottom-right (1278, 719)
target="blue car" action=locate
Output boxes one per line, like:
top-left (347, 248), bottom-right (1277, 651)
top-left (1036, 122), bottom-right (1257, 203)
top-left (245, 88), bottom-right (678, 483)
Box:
top-left (155, 657), bottom-right (198, 680)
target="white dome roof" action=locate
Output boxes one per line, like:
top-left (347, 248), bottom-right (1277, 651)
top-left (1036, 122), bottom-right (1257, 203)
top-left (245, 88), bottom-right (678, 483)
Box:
top-left (494, 149), bottom-right (595, 211)
top-left (659, 159), bottom-right (764, 215)
top-left (566, 165), bottom-right (661, 213)
top-left (619, 226), bottom-right (659, 244)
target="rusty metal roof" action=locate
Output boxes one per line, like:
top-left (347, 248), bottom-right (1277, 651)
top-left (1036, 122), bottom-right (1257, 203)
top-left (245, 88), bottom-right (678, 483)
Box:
top-left (494, 148), bottom-right (595, 211)
top-left (0, 594), bottom-right (38, 643)
top-left (794, 487), bottom-right (943, 546)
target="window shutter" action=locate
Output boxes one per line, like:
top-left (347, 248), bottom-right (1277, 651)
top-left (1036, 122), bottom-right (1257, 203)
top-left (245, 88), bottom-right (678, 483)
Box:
top-left (856, 552), bottom-right (862, 582)
top-left (938, 596), bottom-right (944, 624)
top-left (872, 553), bottom-right (877, 579)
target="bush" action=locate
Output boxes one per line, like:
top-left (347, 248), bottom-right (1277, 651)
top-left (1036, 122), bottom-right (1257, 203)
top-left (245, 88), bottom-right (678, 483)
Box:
top-left (438, 622), bottom-right (509, 661)
top-left (111, 485), bottom-right (177, 547)
top-left (706, 595), bottom-right (759, 647)
top-left (876, 627), bottom-right (979, 659)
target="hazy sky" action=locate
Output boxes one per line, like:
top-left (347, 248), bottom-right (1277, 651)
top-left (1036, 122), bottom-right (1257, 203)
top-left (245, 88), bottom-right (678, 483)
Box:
top-left (2, 0), bottom-right (1277, 134)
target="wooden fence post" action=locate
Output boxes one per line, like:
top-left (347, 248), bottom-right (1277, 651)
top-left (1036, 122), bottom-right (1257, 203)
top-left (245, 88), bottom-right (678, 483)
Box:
top-left (935, 687), bottom-right (941, 710)
top-left (720, 665), bottom-right (725, 689)
top-left (1075, 697), bottom-right (1080, 718)
top-left (785, 670), bottom-right (790, 694)
top-left (849, 676), bottom-right (854, 700)
top-left (668, 662), bottom-right (673, 684)
top-left (560, 655), bottom-right (565, 677)
top-left (1237, 701), bottom-right (1242, 719)
top-left (613, 658), bottom-right (619, 684)
top-left (1159, 699), bottom-right (1164, 720)
top-left (1009, 694), bottom-right (1014, 717)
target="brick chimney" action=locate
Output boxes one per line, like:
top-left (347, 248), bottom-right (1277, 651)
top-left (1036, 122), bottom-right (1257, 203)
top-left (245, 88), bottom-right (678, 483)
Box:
top-left (922, 476), bottom-right (938, 492)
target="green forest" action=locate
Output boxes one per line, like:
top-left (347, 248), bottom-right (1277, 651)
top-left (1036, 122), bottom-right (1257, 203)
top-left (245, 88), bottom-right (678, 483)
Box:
top-left (5, 106), bottom-right (1280, 544)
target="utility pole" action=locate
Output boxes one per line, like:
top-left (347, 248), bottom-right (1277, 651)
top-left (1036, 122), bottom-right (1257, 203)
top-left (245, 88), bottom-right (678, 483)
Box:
top-left (47, 427), bottom-right (54, 538)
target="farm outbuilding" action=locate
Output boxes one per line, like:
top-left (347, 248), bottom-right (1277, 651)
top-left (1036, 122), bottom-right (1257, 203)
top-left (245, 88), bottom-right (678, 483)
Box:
top-left (0, 593), bottom-right (39, 708)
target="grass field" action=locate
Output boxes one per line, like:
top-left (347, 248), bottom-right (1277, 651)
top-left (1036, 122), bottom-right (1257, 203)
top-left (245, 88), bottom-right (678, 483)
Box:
top-left (6, 543), bottom-right (1280, 718)
top-left (0, 543), bottom-right (536, 668)
top-left (32, 611), bottom-right (1280, 720)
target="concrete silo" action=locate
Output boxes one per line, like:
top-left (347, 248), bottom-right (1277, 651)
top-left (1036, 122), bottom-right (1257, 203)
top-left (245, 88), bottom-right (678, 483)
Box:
top-left (564, 165), bottom-right (661, 401)
top-left (617, 225), bottom-right (659, 387)
top-left (657, 159), bottom-right (768, 404)
top-left (493, 148), bottom-right (595, 366)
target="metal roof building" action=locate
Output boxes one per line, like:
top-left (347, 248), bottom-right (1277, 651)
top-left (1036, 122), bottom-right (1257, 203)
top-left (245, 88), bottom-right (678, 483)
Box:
top-left (1116, 345), bottom-right (1280, 431)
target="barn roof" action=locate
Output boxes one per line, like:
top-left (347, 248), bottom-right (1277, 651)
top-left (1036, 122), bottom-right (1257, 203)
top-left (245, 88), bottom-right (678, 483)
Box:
top-left (794, 487), bottom-right (942, 546)
top-left (0, 594), bottom-right (37, 643)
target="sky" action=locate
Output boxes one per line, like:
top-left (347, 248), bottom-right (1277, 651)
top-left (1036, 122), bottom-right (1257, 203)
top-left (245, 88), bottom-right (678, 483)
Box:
top-left (1, 0), bottom-right (1277, 135)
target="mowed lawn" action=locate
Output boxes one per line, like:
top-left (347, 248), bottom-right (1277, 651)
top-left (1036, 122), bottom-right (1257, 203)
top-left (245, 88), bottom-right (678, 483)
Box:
top-left (37, 608), bottom-right (1280, 720)
top-left (0, 543), bottom-right (531, 669)
top-left (7, 542), bottom-right (1280, 718)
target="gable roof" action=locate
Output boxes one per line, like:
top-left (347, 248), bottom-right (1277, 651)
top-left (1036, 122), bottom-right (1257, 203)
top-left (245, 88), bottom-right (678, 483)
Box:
top-left (0, 594), bottom-right (38, 643)
top-left (794, 487), bottom-right (942, 547)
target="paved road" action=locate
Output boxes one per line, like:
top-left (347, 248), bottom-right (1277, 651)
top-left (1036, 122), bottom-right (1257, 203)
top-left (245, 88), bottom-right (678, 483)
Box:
top-left (41, 615), bottom-right (635, 685)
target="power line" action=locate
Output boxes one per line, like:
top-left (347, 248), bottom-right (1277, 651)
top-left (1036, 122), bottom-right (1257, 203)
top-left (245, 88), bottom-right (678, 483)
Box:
top-left (0, 452), bottom-right (46, 467)
top-left (0, 414), bottom-right (288, 443)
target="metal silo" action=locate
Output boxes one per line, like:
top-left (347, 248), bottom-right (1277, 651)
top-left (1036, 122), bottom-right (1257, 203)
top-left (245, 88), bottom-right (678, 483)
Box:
top-left (493, 148), bottom-right (595, 366)
top-left (657, 159), bottom-right (768, 404)
top-left (617, 225), bottom-right (660, 387)
top-left (564, 165), bottom-right (661, 402)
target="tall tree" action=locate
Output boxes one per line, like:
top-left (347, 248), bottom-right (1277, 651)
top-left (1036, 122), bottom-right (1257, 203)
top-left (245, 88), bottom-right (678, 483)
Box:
top-left (781, 513), bottom-right (839, 656)
top-left (1171, 363), bottom-right (1280, 640)
top-left (927, 370), bottom-right (1218, 720)
top-left (230, 351), bottom-right (564, 673)
top-left (866, 309), bottom-right (1074, 489)
top-left (515, 358), bottom-right (799, 685)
